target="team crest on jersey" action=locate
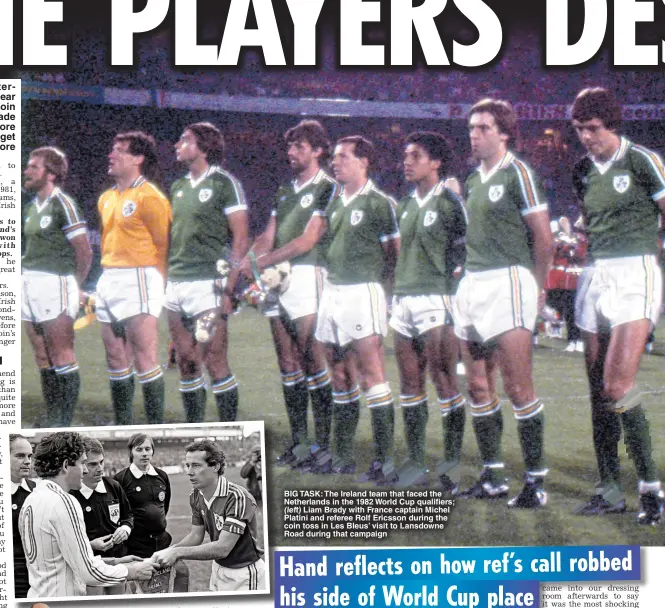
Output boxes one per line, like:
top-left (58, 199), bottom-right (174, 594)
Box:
top-left (176, 190), bottom-right (183, 198)
top-left (199, 188), bottom-right (213, 202)
top-left (122, 201), bottom-right (137, 217)
top-left (39, 215), bottom-right (52, 229)
top-left (613, 175), bottom-right (630, 193)
top-left (350, 210), bottom-right (364, 226)
top-left (423, 210), bottom-right (437, 226)
top-left (109, 503), bottom-right (120, 524)
top-left (488, 185), bottom-right (504, 202)
top-left (300, 193), bottom-right (314, 209)
top-left (213, 512), bottom-right (225, 531)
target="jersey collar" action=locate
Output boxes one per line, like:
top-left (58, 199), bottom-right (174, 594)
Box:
top-left (200, 475), bottom-right (229, 509)
top-left (80, 479), bottom-right (107, 499)
top-left (293, 169), bottom-right (325, 194)
top-left (411, 180), bottom-right (447, 208)
top-left (114, 175), bottom-right (146, 191)
top-left (590, 136), bottom-right (629, 175)
top-left (33, 186), bottom-right (61, 214)
top-left (478, 151), bottom-right (514, 183)
top-left (188, 165), bottom-right (218, 189)
top-left (341, 179), bottom-right (373, 207)
top-left (11, 478), bottom-right (33, 495)
top-left (130, 462), bottom-right (159, 478)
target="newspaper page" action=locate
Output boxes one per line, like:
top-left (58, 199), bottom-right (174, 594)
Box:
top-left (5, 0), bottom-right (665, 607)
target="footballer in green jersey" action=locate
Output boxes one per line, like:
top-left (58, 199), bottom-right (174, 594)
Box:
top-left (390, 131), bottom-right (468, 491)
top-left (22, 147), bottom-right (92, 427)
top-left (166, 123), bottom-right (250, 423)
top-left (315, 135), bottom-right (400, 484)
top-left (571, 87), bottom-right (664, 525)
top-left (242, 121), bottom-right (337, 472)
top-left (455, 99), bottom-right (553, 509)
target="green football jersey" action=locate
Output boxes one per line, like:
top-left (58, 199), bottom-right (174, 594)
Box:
top-left (573, 137), bottom-right (665, 260)
top-left (324, 180), bottom-right (399, 285)
top-left (168, 166), bottom-right (247, 280)
top-left (394, 181), bottom-right (467, 295)
top-left (465, 151), bottom-right (548, 272)
top-left (273, 169), bottom-right (338, 267)
top-left (22, 187), bottom-right (87, 275)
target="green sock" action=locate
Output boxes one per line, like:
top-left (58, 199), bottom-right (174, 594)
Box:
top-left (110, 368), bottom-right (135, 425)
top-left (282, 374), bottom-right (309, 445)
top-left (309, 384), bottom-right (333, 450)
top-left (443, 402), bottom-right (466, 464)
top-left (621, 405), bottom-right (656, 482)
top-left (56, 365), bottom-right (81, 427)
top-left (333, 398), bottom-right (360, 466)
top-left (370, 405), bottom-right (395, 463)
top-left (517, 409), bottom-right (545, 472)
top-left (592, 401), bottom-right (622, 489)
top-left (402, 399), bottom-right (428, 467)
top-left (42, 368), bottom-right (61, 426)
top-left (181, 380), bottom-right (207, 423)
top-left (213, 375), bottom-right (239, 422)
top-left (471, 400), bottom-right (503, 467)
top-left (141, 374), bottom-right (165, 424)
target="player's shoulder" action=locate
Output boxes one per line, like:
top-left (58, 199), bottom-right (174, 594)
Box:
top-left (137, 180), bottom-right (169, 204)
top-left (52, 188), bottom-right (79, 209)
top-left (313, 171), bottom-right (338, 192)
top-left (226, 478), bottom-right (257, 510)
top-left (367, 182), bottom-right (397, 209)
top-left (208, 166), bottom-right (243, 189)
top-left (625, 138), bottom-right (664, 169)
top-left (506, 152), bottom-right (539, 181)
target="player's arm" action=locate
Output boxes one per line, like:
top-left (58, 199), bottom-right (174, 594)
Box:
top-left (224, 208), bottom-right (251, 296)
top-left (154, 529), bottom-right (241, 567)
top-left (378, 196), bottom-right (401, 300)
top-left (251, 214), bottom-right (277, 256)
top-left (254, 214), bottom-right (328, 272)
top-left (70, 234), bottom-right (92, 288)
top-left (169, 523), bottom-right (206, 549)
top-left (523, 210), bottom-right (553, 294)
top-left (140, 188), bottom-right (172, 278)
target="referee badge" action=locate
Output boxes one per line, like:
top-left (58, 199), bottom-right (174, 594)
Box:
top-left (199, 188), bottom-right (213, 202)
top-left (350, 209), bottom-right (364, 226)
top-left (158, 491), bottom-right (166, 502)
top-left (300, 193), bottom-right (314, 208)
top-left (613, 175), bottom-right (630, 193)
top-left (213, 512), bottom-right (225, 531)
top-left (40, 215), bottom-right (52, 229)
top-left (12, 503), bottom-right (17, 510)
top-left (423, 210), bottom-right (437, 227)
top-left (109, 503), bottom-right (120, 523)
top-left (86, 506), bottom-right (92, 512)
top-left (488, 185), bottom-right (504, 202)
top-left (136, 486), bottom-right (142, 492)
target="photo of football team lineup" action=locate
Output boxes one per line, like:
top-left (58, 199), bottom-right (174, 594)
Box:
top-left (18, 10), bottom-right (665, 595)
top-left (10, 424), bottom-right (268, 599)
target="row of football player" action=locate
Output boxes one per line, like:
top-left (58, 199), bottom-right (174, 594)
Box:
top-left (22, 87), bottom-right (664, 523)
top-left (10, 432), bottom-right (265, 598)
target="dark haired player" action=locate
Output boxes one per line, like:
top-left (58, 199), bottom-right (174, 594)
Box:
top-left (18, 432), bottom-right (154, 597)
top-left (113, 433), bottom-right (172, 558)
top-left (391, 132), bottom-right (467, 489)
top-left (152, 440), bottom-right (265, 591)
top-left (454, 99), bottom-right (553, 507)
top-left (571, 87), bottom-right (664, 524)
top-left (242, 120), bottom-right (337, 469)
top-left (96, 132), bottom-right (172, 424)
top-left (22, 147), bottom-right (92, 426)
top-left (166, 122), bottom-right (250, 422)
top-left (11, 434), bottom-right (35, 598)
top-left (315, 136), bottom-right (400, 482)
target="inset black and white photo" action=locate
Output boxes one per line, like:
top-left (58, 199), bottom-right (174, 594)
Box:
top-left (9, 422), bottom-right (269, 601)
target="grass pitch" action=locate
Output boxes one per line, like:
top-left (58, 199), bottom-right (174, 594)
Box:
top-left (21, 311), bottom-right (665, 549)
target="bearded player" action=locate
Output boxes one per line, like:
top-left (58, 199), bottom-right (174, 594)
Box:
top-left (165, 122), bottom-right (250, 422)
top-left (241, 120), bottom-right (337, 470)
top-left (571, 87), bottom-right (664, 524)
top-left (391, 132), bottom-right (467, 490)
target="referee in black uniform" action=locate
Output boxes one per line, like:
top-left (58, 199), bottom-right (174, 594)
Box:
top-left (70, 438), bottom-right (134, 595)
top-left (10, 434), bottom-right (36, 599)
top-left (113, 433), bottom-right (172, 558)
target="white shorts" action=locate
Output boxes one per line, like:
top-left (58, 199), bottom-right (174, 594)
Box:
top-left (278, 265), bottom-right (326, 321)
top-left (21, 270), bottom-right (79, 323)
top-left (575, 255), bottom-right (663, 334)
top-left (209, 558), bottom-right (266, 592)
top-left (164, 278), bottom-right (223, 318)
top-left (454, 266), bottom-right (538, 343)
top-left (96, 267), bottom-right (164, 323)
top-left (316, 282), bottom-right (387, 347)
top-left (389, 294), bottom-right (454, 338)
